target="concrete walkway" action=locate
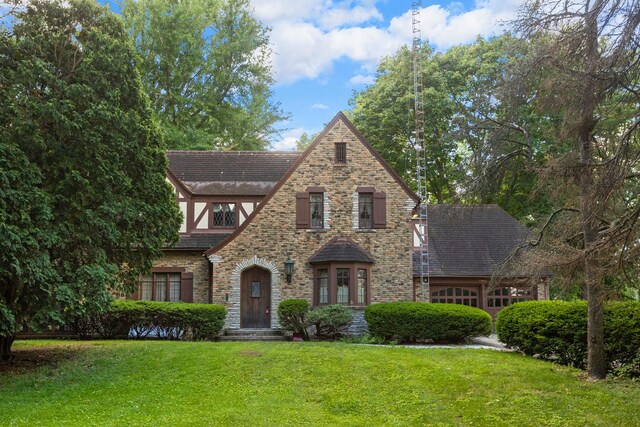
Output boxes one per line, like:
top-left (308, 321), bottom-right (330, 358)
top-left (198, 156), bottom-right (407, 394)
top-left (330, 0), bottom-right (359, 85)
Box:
top-left (366, 334), bottom-right (511, 351)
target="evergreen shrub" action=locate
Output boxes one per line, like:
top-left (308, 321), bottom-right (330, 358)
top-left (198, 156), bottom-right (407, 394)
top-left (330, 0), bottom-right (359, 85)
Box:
top-left (277, 299), bottom-right (310, 339)
top-left (496, 300), bottom-right (640, 376)
top-left (365, 302), bottom-right (491, 343)
top-left (84, 300), bottom-right (226, 340)
top-left (307, 305), bottom-right (353, 339)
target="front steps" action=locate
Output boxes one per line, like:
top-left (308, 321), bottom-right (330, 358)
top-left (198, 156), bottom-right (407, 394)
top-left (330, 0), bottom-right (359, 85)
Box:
top-left (220, 328), bottom-right (286, 341)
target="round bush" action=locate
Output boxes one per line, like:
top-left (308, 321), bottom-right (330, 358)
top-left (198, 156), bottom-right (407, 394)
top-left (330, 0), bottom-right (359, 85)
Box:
top-left (365, 302), bottom-right (491, 343)
top-left (307, 305), bottom-right (353, 340)
top-left (496, 300), bottom-right (640, 375)
top-left (277, 299), bottom-right (310, 339)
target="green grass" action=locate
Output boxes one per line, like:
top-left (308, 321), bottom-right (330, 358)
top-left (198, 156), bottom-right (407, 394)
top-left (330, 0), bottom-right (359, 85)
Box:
top-left (1, 340), bottom-right (638, 426)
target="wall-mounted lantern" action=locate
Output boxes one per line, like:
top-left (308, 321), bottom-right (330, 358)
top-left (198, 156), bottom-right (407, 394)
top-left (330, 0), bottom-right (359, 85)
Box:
top-left (284, 257), bottom-right (295, 283)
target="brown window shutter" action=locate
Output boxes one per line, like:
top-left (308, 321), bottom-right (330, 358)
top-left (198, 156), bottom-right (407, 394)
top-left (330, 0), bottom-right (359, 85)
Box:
top-left (296, 192), bottom-right (310, 229)
top-left (373, 192), bottom-right (386, 228)
top-left (180, 272), bottom-right (194, 303)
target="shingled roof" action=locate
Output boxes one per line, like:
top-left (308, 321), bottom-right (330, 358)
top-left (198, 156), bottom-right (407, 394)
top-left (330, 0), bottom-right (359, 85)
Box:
top-left (413, 205), bottom-right (533, 277)
top-left (166, 233), bottom-right (232, 251)
top-left (309, 237), bottom-right (375, 264)
top-left (167, 151), bottom-right (301, 196)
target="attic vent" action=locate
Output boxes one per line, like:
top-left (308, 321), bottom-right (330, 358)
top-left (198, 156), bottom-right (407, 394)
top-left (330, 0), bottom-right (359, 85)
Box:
top-left (335, 143), bottom-right (346, 163)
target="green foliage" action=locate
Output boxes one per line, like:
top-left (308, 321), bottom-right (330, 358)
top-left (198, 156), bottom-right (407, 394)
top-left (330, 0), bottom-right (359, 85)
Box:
top-left (79, 300), bottom-right (226, 341)
top-left (0, 0), bottom-right (181, 359)
top-left (365, 302), bottom-right (491, 343)
top-left (496, 301), bottom-right (640, 376)
top-left (277, 299), bottom-right (310, 339)
top-left (349, 35), bottom-right (549, 219)
top-left (307, 305), bottom-right (353, 340)
top-left (121, 0), bottom-right (287, 150)
top-left (295, 132), bottom-right (315, 151)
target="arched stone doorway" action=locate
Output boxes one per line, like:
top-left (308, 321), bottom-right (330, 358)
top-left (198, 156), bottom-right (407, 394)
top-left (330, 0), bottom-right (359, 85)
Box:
top-left (240, 266), bottom-right (271, 328)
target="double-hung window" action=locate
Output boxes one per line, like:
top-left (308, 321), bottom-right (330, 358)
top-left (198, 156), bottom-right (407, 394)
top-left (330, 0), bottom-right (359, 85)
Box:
top-left (358, 193), bottom-right (373, 229)
top-left (310, 193), bottom-right (324, 229)
top-left (140, 272), bottom-right (182, 302)
top-left (296, 187), bottom-right (327, 229)
top-left (355, 187), bottom-right (386, 229)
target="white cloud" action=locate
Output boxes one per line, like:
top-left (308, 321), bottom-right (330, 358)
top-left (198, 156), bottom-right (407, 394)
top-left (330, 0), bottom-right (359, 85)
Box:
top-left (318, 5), bottom-right (383, 30)
top-left (271, 127), bottom-right (306, 151)
top-left (349, 74), bottom-right (375, 85)
top-left (251, 0), bottom-right (325, 23)
top-left (255, 0), bottom-right (522, 85)
top-left (389, 0), bottom-right (520, 50)
top-left (311, 103), bottom-right (329, 109)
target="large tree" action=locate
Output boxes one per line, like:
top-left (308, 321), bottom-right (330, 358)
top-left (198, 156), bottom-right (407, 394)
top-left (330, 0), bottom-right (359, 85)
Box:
top-left (0, 0), bottom-right (181, 360)
top-left (348, 36), bottom-right (548, 216)
top-left (121, 0), bottom-right (287, 150)
top-left (502, 0), bottom-right (640, 379)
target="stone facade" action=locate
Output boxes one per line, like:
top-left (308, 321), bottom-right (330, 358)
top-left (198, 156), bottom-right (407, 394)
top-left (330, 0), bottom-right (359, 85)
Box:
top-left (345, 308), bottom-right (368, 335)
top-left (210, 116), bottom-right (416, 329)
top-left (151, 251), bottom-right (210, 304)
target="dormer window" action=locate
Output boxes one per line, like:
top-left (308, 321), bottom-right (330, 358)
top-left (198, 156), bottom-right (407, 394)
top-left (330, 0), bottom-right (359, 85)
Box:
top-left (212, 203), bottom-right (236, 227)
top-left (335, 143), bottom-right (346, 163)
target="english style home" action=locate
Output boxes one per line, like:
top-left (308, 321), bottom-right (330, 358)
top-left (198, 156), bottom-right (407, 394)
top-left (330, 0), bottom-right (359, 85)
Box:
top-left (134, 112), bottom-right (548, 331)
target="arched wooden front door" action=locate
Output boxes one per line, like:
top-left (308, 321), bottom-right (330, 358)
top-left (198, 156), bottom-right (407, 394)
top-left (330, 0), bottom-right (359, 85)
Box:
top-left (240, 266), bottom-right (271, 328)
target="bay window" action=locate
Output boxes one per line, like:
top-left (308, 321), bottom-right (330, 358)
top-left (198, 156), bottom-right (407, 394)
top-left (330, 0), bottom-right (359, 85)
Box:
top-left (313, 264), bottom-right (370, 306)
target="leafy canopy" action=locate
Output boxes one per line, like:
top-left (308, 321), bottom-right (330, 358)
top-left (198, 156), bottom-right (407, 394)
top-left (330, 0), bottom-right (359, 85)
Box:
top-left (0, 0), bottom-right (181, 359)
top-left (121, 0), bottom-right (288, 150)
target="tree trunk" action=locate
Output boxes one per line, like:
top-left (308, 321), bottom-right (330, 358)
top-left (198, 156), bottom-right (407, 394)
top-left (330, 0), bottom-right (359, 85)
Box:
top-left (0, 335), bottom-right (15, 362)
top-left (586, 271), bottom-right (606, 378)
top-left (580, 0), bottom-right (607, 380)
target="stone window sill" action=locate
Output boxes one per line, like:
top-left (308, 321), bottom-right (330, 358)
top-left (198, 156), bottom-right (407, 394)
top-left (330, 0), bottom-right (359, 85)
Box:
top-left (355, 229), bottom-right (376, 233)
top-left (306, 229), bottom-right (328, 233)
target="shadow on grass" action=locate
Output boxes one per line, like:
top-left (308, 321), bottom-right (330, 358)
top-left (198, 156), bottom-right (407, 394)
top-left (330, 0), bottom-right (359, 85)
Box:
top-left (0, 344), bottom-right (95, 376)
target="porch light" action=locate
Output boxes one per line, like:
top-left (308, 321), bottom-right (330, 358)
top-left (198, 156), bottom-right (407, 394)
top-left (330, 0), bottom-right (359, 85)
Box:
top-left (284, 257), bottom-right (295, 283)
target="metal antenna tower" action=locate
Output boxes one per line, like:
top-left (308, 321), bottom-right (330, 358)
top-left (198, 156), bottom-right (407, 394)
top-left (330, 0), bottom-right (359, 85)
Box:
top-left (412, 0), bottom-right (430, 302)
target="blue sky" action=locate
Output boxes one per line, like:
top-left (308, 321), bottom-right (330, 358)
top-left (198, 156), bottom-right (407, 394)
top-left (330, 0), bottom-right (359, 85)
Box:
top-left (99, 0), bottom-right (522, 149)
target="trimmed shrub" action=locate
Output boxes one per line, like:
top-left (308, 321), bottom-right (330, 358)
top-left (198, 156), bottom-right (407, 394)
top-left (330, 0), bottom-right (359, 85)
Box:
top-left (277, 299), bottom-right (310, 339)
top-left (496, 300), bottom-right (640, 376)
top-left (307, 305), bottom-right (353, 339)
top-left (365, 302), bottom-right (491, 343)
top-left (92, 301), bottom-right (226, 340)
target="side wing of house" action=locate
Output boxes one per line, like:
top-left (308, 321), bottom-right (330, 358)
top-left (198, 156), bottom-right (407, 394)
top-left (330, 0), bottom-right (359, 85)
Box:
top-left (207, 112), bottom-right (419, 329)
top-left (132, 151), bottom-right (300, 304)
top-left (411, 204), bottom-right (550, 319)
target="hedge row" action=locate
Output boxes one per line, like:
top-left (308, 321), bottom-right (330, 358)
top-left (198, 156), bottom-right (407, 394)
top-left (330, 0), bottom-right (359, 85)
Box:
top-left (74, 300), bottom-right (226, 341)
top-left (365, 302), bottom-right (491, 343)
top-left (496, 301), bottom-right (640, 375)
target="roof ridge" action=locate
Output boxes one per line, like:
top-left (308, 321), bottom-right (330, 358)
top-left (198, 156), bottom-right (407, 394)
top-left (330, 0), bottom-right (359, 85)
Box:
top-left (166, 150), bottom-right (301, 154)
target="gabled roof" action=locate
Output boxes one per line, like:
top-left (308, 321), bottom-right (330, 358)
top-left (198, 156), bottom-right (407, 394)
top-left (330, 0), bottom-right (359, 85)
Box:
top-left (205, 112), bottom-right (420, 256)
top-left (413, 204), bottom-right (533, 277)
top-left (167, 151), bottom-right (300, 196)
top-left (309, 237), bottom-right (375, 264)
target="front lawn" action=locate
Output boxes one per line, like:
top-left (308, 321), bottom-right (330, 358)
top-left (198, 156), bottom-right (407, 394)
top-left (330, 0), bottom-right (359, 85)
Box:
top-left (1, 340), bottom-right (638, 426)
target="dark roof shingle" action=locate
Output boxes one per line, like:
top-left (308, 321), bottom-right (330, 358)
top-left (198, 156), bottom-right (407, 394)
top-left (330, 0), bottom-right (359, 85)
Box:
top-left (167, 151), bottom-right (300, 196)
top-left (309, 237), bottom-right (375, 264)
top-left (167, 233), bottom-right (232, 251)
top-left (413, 205), bottom-right (532, 277)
